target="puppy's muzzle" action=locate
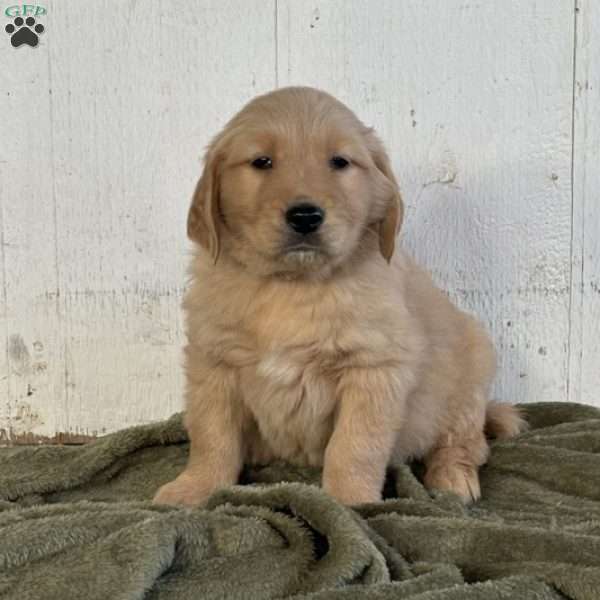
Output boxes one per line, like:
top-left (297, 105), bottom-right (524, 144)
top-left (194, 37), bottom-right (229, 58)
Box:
top-left (285, 203), bottom-right (325, 235)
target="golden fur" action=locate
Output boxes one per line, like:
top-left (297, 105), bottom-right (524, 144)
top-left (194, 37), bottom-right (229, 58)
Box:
top-left (153, 86), bottom-right (526, 507)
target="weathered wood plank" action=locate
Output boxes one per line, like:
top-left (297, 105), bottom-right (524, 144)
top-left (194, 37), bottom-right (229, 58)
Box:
top-left (569, 0), bottom-right (600, 406)
top-left (0, 11), bottom-right (67, 442)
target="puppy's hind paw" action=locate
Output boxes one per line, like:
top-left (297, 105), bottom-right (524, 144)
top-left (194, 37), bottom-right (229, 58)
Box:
top-left (424, 462), bottom-right (481, 504)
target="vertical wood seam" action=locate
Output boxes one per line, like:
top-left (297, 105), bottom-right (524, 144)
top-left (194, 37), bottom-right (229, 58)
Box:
top-left (46, 34), bottom-right (68, 429)
top-left (567, 0), bottom-right (583, 404)
top-left (567, 0), bottom-right (576, 402)
top-left (274, 0), bottom-right (279, 88)
top-left (0, 199), bottom-right (11, 440)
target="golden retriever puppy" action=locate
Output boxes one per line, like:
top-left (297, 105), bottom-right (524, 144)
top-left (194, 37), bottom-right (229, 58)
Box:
top-left (153, 86), bottom-right (525, 507)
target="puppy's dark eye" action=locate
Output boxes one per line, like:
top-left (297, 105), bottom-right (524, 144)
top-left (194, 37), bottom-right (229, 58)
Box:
top-left (330, 156), bottom-right (350, 170)
top-left (251, 156), bottom-right (273, 170)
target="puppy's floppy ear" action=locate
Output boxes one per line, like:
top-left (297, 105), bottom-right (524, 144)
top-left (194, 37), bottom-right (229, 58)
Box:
top-left (367, 132), bottom-right (404, 263)
top-left (187, 144), bottom-right (222, 263)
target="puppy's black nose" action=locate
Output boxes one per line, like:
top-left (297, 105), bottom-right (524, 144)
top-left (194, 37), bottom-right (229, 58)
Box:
top-left (285, 203), bottom-right (324, 234)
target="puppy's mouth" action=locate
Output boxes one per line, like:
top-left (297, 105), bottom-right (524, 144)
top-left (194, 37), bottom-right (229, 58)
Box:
top-left (286, 243), bottom-right (321, 253)
top-left (280, 240), bottom-right (328, 267)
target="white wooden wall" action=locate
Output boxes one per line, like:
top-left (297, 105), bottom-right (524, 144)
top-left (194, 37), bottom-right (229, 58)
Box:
top-left (0, 1), bottom-right (598, 443)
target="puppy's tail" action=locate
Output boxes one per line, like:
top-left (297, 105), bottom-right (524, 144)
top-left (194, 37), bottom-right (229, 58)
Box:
top-left (485, 402), bottom-right (528, 440)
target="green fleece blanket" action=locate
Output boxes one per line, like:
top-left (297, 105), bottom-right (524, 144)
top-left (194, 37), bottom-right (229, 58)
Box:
top-left (1, 402), bottom-right (600, 600)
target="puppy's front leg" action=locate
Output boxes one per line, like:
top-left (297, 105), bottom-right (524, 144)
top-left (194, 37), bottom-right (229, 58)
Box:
top-left (153, 362), bottom-right (242, 507)
top-left (322, 368), bottom-right (404, 505)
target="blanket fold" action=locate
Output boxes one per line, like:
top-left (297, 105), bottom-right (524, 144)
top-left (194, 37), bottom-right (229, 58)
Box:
top-left (1, 402), bottom-right (599, 599)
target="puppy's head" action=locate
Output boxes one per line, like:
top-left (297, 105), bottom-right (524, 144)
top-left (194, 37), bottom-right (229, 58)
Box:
top-left (188, 87), bottom-right (403, 277)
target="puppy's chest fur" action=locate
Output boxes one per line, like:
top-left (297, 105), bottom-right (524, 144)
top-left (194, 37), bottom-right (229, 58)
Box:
top-left (195, 276), bottom-right (400, 467)
top-left (241, 346), bottom-right (337, 466)
top-left (239, 297), bottom-right (352, 467)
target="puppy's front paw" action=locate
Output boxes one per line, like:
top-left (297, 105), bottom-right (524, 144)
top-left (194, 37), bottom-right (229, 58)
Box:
top-left (153, 473), bottom-right (215, 507)
top-left (424, 463), bottom-right (481, 504)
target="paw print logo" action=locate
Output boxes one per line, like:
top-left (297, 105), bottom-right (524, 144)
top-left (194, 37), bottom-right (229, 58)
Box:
top-left (5, 16), bottom-right (45, 48)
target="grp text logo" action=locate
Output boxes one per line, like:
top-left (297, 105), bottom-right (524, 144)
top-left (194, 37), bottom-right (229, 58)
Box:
top-left (5, 4), bottom-right (46, 16)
